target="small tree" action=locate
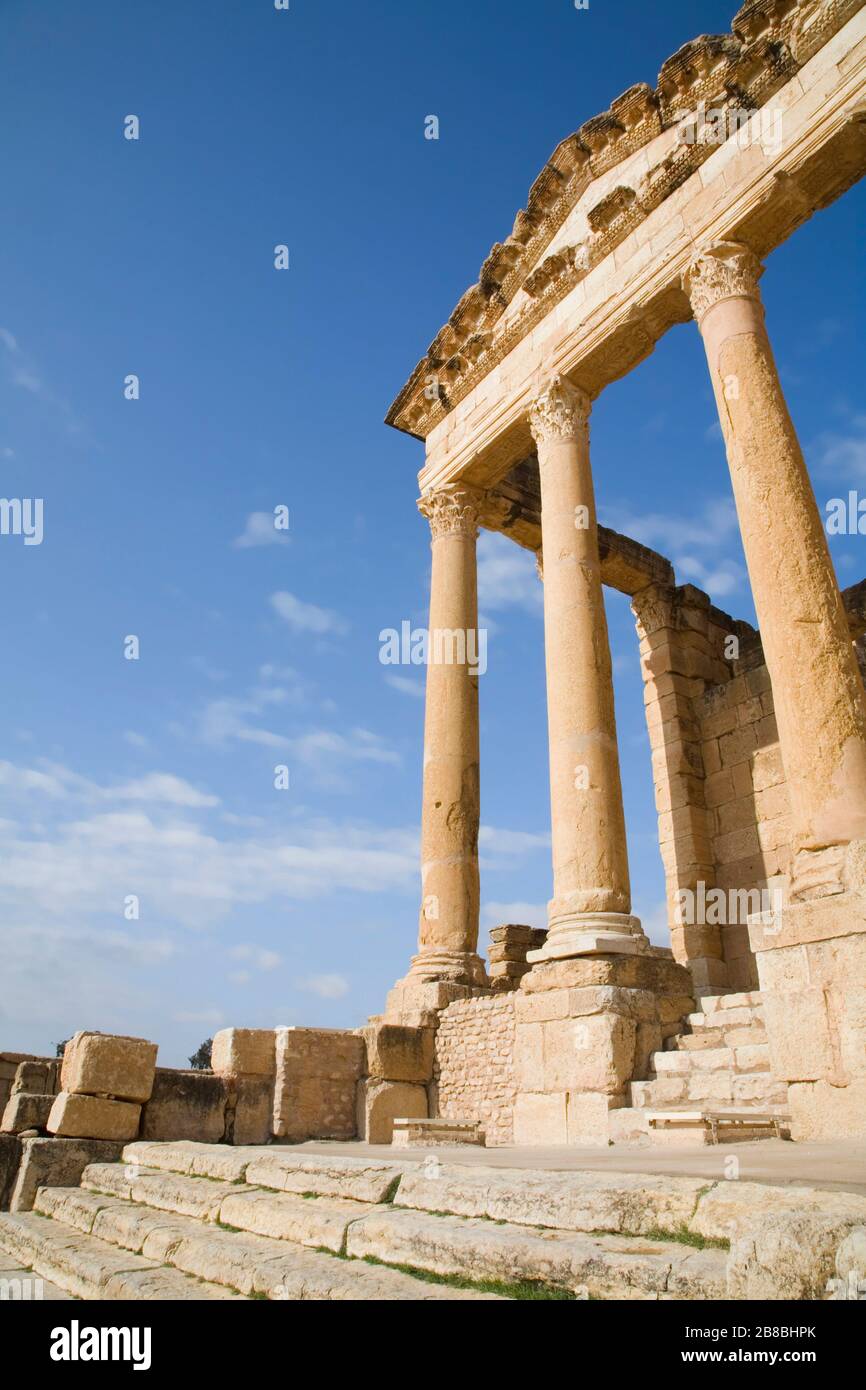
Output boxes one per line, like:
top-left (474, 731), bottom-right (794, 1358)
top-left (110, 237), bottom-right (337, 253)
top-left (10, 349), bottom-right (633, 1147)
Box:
top-left (188, 1038), bottom-right (213, 1071)
top-left (55, 1038), bottom-right (70, 1059)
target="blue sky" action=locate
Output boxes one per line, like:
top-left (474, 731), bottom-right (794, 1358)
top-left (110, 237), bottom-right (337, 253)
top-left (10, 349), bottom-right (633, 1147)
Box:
top-left (1, 1), bottom-right (864, 1064)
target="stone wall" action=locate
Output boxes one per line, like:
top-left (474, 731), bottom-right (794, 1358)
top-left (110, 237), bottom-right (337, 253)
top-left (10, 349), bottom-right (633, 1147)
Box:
top-left (432, 994), bottom-right (517, 1146)
top-left (698, 637), bottom-right (790, 992)
top-left (635, 578), bottom-right (866, 996)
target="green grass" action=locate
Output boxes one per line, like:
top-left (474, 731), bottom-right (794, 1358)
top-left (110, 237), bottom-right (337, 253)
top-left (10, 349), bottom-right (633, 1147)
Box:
top-left (641, 1225), bottom-right (729, 1251)
top-left (359, 1254), bottom-right (576, 1300)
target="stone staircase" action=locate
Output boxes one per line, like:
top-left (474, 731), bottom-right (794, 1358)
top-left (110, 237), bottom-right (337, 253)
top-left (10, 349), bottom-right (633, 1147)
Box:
top-left (616, 990), bottom-right (790, 1145)
top-left (0, 1140), bottom-right (733, 1300)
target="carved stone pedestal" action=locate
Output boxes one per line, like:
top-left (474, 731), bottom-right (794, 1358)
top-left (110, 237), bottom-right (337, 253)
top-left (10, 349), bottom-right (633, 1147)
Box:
top-left (512, 954), bottom-right (694, 1146)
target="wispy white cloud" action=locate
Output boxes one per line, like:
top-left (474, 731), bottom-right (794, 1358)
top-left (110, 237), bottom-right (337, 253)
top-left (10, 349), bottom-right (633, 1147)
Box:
top-left (811, 412), bottom-right (866, 482)
top-left (477, 531), bottom-right (541, 614)
top-left (602, 496), bottom-right (747, 600)
top-left (299, 973), bottom-right (349, 1000)
top-left (384, 673), bottom-right (425, 699)
top-left (233, 511), bottom-right (290, 549)
top-left (481, 900), bottom-right (547, 931)
top-left (478, 825), bottom-right (549, 858)
top-left (270, 590), bottom-right (347, 635)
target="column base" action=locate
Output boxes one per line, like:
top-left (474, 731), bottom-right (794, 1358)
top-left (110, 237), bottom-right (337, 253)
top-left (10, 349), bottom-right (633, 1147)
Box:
top-left (527, 913), bottom-right (647, 963)
top-left (383, 951), bottom-right (489, 1024)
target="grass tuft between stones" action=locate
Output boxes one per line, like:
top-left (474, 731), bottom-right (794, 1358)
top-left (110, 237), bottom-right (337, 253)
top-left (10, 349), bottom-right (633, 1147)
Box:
top-left (641, 1225), bottom-right (729, 1251)
top-left (359, 1254), bottom-right (577, 1300)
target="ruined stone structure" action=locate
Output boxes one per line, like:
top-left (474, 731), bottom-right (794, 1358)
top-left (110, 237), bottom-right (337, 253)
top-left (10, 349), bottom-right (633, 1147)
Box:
top-left (382, 0), bottom-right (866, 1146)
top-left (2, 0), bottom-right (866, 1304)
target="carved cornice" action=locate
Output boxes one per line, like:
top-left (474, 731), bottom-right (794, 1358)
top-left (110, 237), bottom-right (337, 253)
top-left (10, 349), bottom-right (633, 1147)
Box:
top-left (418, 485), bottom-right (484, 540)
top-left (387, 0), bottom-right (862, 440)
top-left (529, 377), bottom-right (591, 449)
top-left (684, 241), bottom-right (765, 322)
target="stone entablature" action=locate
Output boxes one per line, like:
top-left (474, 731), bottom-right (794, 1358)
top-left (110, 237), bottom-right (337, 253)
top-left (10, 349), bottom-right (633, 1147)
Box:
top-left (396, 3), bottom-right (866, 503)
top-left (387, 0), bottom-right (864, 457)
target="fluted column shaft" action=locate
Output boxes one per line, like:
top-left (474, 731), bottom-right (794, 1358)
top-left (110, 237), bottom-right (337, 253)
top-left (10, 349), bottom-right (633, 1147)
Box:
top-left (529, 377), bottom-right (643, 960)
top-left (686, 242), bottom-right (866, 898)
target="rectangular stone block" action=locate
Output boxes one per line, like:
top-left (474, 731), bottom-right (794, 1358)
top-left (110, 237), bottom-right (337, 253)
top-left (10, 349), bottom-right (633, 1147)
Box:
top-left (7, 1135), bottom-right (124, 1212)
top-left (210, 1028), bottom-right (275, 1080)
top-left (140, 1068), bottom-right (228, 1143)
top-left (11, 1060), bottom-right (58, 1097)
top-left (543, 1013), bottom-right (636, 1094)
top-left (61, 1032), bottom-right (157, 1103)
top-left (47, 1091), bottom-right (141, 1142)
top-left (362, 1023), bottom-right (434, 1084)
top-left (1, 1092), bottom-right (54, 1134)
top-left (565, 1091), bottom-right (619, 1146)
top-left (274, 1027), bottom-right (365, 1141)
top-left (358, 1080), bottom-right (428, 1144)
top-left (512, 1091), bottom-right (567, 1145)
top-left (231, 1075), bottom-right (274, 1145)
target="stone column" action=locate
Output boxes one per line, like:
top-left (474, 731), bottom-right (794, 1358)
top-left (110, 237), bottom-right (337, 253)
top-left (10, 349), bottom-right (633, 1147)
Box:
top-left (385, 484), bottom-right (487, 1020)
top-left (685, 242), bottom-right (866, 900)
top-left (528, 376), bottom-right (645, 961)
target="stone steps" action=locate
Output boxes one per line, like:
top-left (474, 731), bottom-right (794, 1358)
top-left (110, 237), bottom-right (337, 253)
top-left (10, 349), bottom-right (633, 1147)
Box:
top-left (0, 1141), bottom-right (738, 1300)
top-left (38, 1175), bottom-right (726, 1300)
top-left (0, 1254), bottom-right (74, 1300)
top-left (625, 990), bottom-right (789, 1141)
top-left (4, 1143), bottom-right (864, 1300)
top-left (0, 1211), bottom-right (244, 1300)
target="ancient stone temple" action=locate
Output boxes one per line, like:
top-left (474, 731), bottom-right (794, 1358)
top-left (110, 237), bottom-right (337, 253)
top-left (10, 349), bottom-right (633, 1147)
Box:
top-left (3, 0), bottom-right (866, 1307)
top-left (382, 0), bottom-right (866, 1147)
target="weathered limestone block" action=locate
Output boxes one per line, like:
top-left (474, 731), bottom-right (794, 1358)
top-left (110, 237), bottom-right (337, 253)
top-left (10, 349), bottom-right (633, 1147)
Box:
top-left (0, 1054), bottom-right (48, 1119)
top-left (8, 1136), bottom-right (124, 1211)
top-left (61, 1032), bottom-right (158, 1103)
top-left (210, 1028), bottom-right (275, 1079)
top-left (361, 1022), bottom-right (434, 1083)
top-left (11, 1060), bottom-right (59, 1097)
top-left (727, 1213), bottom-right (860, 1300)
top-left (47, 1091), bottom-right (141, 1142)
top-left (274, 1027), bottom-right (364, 1141)
top-left (230, 1076), bottom-right (273, 1146)
top-left (140, 1069), bottom-right (228, 1143)
top-left (0, 1133), bottom-right (22, 1208)
top-left (835, 1227), bottom-right (866, 1284)
top-left (513, 954), bottom-right (693, 1144)
top-left (1, 1092), bottom-right (54, 1135)
top-left (751, 893), bottom-right (866, 1138)
top-left (356, 1079), bottom-right (427, 1144)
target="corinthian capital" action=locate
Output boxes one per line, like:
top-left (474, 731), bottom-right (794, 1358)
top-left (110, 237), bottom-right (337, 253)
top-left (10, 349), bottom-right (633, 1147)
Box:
top-left (418, 484), bottom-right (484, 540)
top-left (529, 375), bottom-right (591, 448)
top-left (684, 241), bottom-right (764, 325)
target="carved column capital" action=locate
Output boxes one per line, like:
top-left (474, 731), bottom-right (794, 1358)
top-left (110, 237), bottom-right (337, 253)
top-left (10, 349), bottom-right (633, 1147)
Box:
top-left (631, 582), bottom-right (676, 637)
top-left (418, 484), bottom-right (484, 540)
top-left (529, 375), bottom-right (591, 449)
top-left (684, 241), bottom-right (764, 324)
